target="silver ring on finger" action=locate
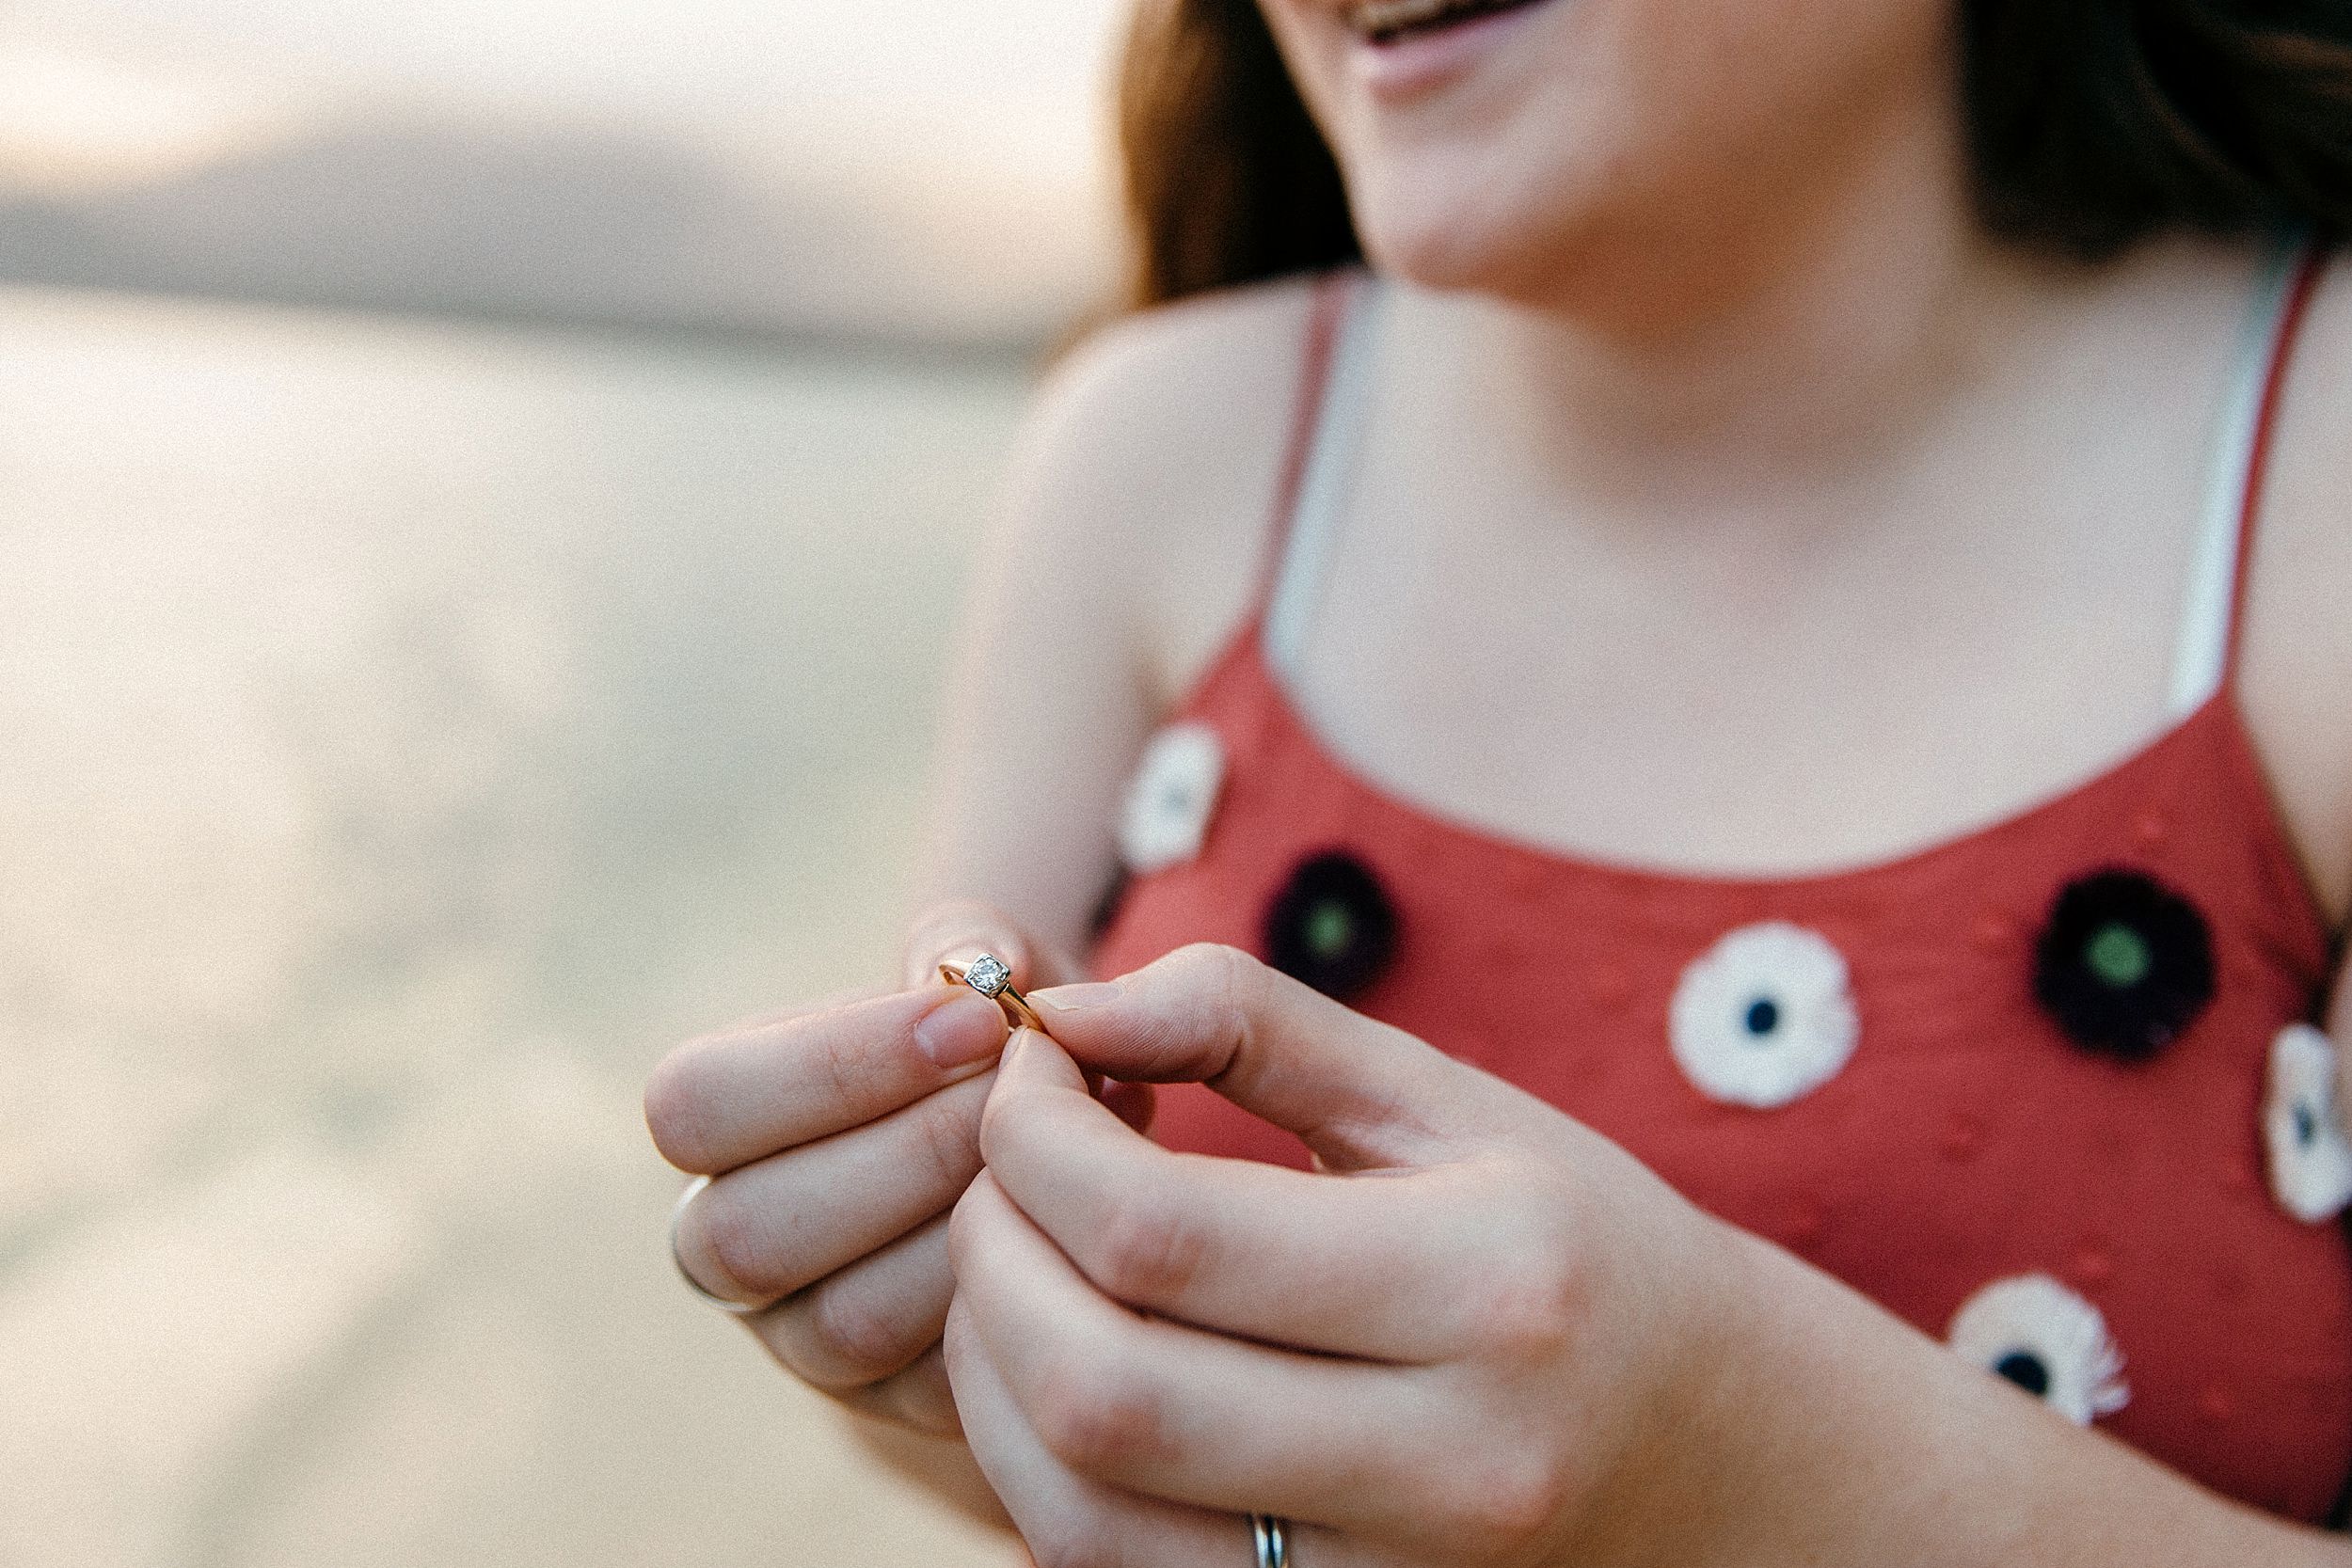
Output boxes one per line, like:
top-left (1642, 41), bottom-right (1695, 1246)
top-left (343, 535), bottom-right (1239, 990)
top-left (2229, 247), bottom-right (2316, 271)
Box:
top-left (671, 1174), bottom-right (764, 1315)
top-left (1250, 1513), bottom-right (1290, 1568)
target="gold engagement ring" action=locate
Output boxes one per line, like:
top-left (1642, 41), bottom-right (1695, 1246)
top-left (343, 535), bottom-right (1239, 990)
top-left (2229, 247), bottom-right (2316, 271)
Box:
top-left (940, 952), bottom-right (1046, 1033)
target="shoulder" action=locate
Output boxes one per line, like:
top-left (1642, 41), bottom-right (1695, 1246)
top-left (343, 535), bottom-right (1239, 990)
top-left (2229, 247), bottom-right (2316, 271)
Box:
top-left (1006, 271), bottom-right (1340, 705)
top-left (2242, 245), bottom-right (2352, 926)
top-left (1034, 271), bottom-right (1331, 454)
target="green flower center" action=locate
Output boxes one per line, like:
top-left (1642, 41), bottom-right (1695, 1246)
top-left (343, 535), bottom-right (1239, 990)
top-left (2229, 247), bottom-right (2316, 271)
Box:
top-left (1304, 901), bottom-right (1354, 958)
top-left (2084, 921), bottom-right (2153, 990)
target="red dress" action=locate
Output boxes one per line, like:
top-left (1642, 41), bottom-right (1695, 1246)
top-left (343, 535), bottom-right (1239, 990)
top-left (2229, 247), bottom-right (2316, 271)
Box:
top-left (1088, 247), bottom-right (2352, 1522)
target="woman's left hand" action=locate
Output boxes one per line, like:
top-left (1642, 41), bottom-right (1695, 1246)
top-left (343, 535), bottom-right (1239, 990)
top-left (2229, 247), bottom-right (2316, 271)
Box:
top-left (941, 941), bottom-right (1754, 1568)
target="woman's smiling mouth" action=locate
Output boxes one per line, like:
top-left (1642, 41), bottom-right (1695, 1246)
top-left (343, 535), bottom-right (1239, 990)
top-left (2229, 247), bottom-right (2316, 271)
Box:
top-left (1343, 0), bottom-right (1561, 97)
top-left (1347, 0), bottom-right (1553, 44)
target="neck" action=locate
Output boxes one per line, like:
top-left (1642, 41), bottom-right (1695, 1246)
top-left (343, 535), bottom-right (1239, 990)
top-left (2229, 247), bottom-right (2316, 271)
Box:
top-left (1411, 75), bottom-right (2073, 500)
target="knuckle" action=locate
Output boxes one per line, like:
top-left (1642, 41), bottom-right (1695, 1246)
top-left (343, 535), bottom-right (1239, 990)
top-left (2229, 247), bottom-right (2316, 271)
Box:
top-left (1088, 1193), bottom-right (1206, 1306)
top-left (1462, 1222), bottom-right (1583, 1362)
top-left (1159, 941), bottom-right (1263, 1044)
top-left (1431, 1445), bottom-right (1569, 1558)
top-left (808, 1026), bottom-right (877, 1122)
top-left (1030, 1362), bottom-right (1172, 1474)
top-left (1481, 1448), bottom-right (1574, 1550)
top-left (1166, 941), bottom-right (1254, 1004)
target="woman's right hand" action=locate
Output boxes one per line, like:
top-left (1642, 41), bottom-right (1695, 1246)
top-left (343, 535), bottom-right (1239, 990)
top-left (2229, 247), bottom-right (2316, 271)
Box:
top-left (644, 900), bottom-right (1098, 1435)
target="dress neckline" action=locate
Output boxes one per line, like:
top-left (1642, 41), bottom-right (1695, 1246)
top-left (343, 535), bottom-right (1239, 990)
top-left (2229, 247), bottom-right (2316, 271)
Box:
top-left (1214, 240), bottom-right (2335, 931)
top-left (1210, 604), bottom-right (2330, 930)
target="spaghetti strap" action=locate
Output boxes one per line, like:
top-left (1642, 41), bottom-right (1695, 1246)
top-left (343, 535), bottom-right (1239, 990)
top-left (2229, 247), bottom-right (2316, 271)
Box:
top-left (1260, 269), bottom-right (1384, 682)
top-left (1244, 270), bottom-right (1353, 629)
top-left (2220, 239), bottom-right (2330, 687)
top-left (2170, 236), bottom-right (2329, 713)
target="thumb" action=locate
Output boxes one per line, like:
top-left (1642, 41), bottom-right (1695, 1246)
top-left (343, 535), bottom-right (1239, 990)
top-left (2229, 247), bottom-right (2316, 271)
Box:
top-left (900, 898), bottom-right (1086, 991)
top-left (1028, 942), bottom-right (1499, 1170)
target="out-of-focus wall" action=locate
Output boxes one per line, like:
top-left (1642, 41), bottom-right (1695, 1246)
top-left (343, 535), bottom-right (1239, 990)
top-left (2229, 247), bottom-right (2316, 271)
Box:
top-left (0, 4), bottom-right (1131, 1562)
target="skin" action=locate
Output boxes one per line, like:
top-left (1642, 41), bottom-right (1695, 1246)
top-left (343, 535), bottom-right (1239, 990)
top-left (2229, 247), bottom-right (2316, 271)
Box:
top-left (948, 947), bottom-right (2342, 1567)
top-left (645, 0), bottom-right (2352, 1554)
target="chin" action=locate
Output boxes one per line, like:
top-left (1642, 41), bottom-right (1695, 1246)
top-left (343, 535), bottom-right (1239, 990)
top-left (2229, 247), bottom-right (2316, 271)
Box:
top-left (1359, 210), bottom-right (1552, 299)
top-left (1347, 157), bottom-right (1615, 305)
top-left (1288, 0), bottom-right (1951, 315)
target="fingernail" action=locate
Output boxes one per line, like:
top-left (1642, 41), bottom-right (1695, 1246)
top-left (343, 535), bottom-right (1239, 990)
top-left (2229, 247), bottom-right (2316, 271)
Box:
top-left (915, 992), bottom-right (1008, 1069)
top-left (1030, 981), bottom-right (1122, 1014)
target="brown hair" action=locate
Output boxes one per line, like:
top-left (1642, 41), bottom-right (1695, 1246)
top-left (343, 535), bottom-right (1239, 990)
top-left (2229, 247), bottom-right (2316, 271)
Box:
top-left (1114, 0), bottom-right (2352, 309)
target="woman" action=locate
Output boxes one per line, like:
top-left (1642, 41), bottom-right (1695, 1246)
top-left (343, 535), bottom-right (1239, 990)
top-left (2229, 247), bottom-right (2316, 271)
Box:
top-left (648, 0), bottom-right (2352, 1560)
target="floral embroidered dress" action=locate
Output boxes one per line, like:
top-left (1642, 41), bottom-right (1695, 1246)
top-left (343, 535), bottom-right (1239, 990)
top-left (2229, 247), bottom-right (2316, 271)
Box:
top-left (1087, 243), bottom-right (2352, 1522)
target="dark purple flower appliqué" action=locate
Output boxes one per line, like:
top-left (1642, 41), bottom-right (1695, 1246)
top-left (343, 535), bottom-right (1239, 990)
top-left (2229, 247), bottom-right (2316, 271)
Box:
top-left (2032, 868), bottom-right (2216, 1060)
top-left (1263, 851), bottom-right (1398, 1002)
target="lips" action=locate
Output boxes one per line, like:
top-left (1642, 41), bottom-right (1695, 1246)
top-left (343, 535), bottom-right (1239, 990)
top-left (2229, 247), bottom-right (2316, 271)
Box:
top-left (1347, 0), bottom-right (1550, 45)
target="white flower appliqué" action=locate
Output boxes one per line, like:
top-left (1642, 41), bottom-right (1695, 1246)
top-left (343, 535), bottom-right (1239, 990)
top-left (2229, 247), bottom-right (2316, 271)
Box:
top-left (1117, 722), bottom-right (1227, 875)
top-left (2265, 1023), bottom-right (2352, 1225)
top-left (1947, 1275), bottom-right (2128, 1425)
top-left (1667, 921), bottom-right (1859, 1108)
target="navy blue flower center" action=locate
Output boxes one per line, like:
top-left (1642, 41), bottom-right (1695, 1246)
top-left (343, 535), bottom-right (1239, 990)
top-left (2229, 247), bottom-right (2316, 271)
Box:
top-left (2296, 1101), bottom-right (2321, 1148)
top-left (1994, 1351), bottom-right (2051, 1398)
top-left (1743, 997), bottom-right (1782, 1039)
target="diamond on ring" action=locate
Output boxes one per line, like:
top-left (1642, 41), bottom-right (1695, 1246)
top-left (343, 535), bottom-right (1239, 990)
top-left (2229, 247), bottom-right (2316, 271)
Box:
top-left (940, 951), bottom-right (1045, 1032)
top-left (963, 953), bottom-right (1013, 997)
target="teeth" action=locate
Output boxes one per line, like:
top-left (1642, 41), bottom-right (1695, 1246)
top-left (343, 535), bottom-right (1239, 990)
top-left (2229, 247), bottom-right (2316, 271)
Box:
top-left (1347, 0), bottom-right (1466, 37)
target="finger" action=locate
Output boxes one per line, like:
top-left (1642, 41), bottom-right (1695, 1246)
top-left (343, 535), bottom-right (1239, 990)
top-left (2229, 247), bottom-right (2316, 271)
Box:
top-left (949, 1172), bottom-right (1440, 1539)
top-left (983, 1029), bottom-right (1471, 1361)
top-left (645, 985), bottom-right (1007, 1175)
top-left (675, 1072), bottom-right (989, 1307)
top-left (1031, 942), bottom-right (1518, 1170)
top-left (902, 897), bottom-right (1087, 990)
top-left (752, 1214), bottom-right (953, 1391)
top-left (943, 1299), bottom-right (1360, 1568)
top-left (829, 1340), bottom-right (963, 1437)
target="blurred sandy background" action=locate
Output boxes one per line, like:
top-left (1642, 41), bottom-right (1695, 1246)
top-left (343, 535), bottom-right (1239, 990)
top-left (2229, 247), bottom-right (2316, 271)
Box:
top-left (0, 4), bottom-right (1128, 1563)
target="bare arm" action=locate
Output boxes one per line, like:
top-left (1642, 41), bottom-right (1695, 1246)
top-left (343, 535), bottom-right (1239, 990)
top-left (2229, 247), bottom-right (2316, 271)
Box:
top-left (907, 341), bottom-right (1166, 958)
top-left (909, 277), bottom-right (1318, 952)
top-left (813, 277), bottom-right (1323, 1523)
